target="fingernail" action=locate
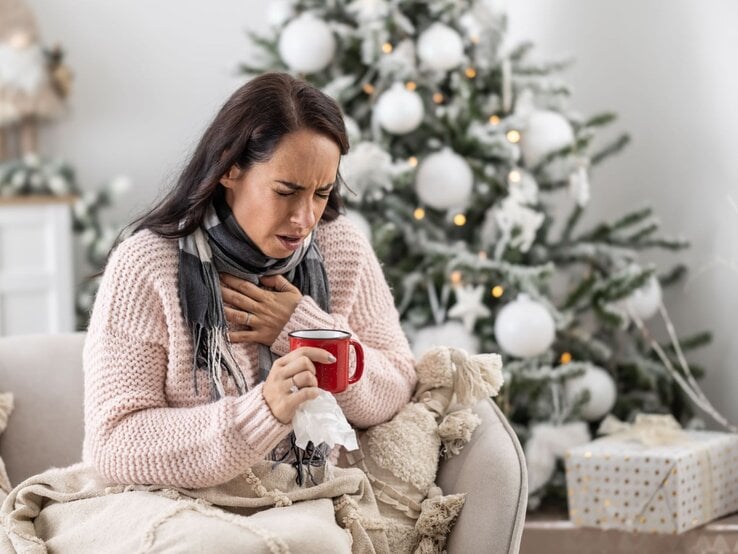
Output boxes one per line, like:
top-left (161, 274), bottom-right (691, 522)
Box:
top-left (327, 354), bottom-right (336, 363)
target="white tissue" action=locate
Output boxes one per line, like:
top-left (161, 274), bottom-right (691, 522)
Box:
top-left (292, 389), bottom-right (358, 451)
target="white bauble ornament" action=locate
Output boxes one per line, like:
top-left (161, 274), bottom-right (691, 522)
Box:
top-left (278, 14), bottom-right (336, 73)
top-left (564, 366), bottom-right (617, 421)
top-left (624, 276), bottom-right (662, 320)
top-left (375, 83), bottom-right (424, 135)
top-left (494, 293), bottom-right (555, 358)
top-left (417, 23), bottom-right (465, 71)
top-left (345, 209), bottom-right (371, 240)
top-left (415, 148), bottom-right (473, 210)
top-left (520, 110), bottom-right (575, 168)
top-left (266, 0), bottom-right (294, 27)
top-left (412, 321), bottom-right (479, 359)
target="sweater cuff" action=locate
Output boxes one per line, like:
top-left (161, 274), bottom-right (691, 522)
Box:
top-left (233, 383), bottom-right (292, 452)
top-left (271, 295), bottom-right (340, 356)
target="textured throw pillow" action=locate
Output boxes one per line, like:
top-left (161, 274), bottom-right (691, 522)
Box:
top-left (0, 391), bottom-right (14, 497)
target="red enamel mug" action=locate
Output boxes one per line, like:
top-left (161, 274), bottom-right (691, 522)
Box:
top-left (288, 329), bottom-right (364, 393)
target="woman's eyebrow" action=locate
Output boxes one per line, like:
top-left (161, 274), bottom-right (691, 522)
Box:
top-left (275, 180), bottom-right (335, 191)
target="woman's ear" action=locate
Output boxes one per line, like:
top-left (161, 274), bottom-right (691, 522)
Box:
top-left (220, 165), bottom-right (242, 189)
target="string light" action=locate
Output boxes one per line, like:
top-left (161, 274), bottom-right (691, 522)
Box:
top-left (432, 92), bottom-right (444, 104)
top-left (413, 207), bottom-right (425, 220)
top-left (489, 115), bottom-right (501, 125)
top-left (405, 81), bottom-right (417, 91)
top-left (408, 156), bottom-right (418, 167)
top-left (362, 83), bottom-right (375, 95)
top-left (491, 285), bottom-right (504, 298)
top-left (453, 213), bottom-right (467, 226)
top-left (478, 250), bottom-right (488, 260)
top-left (506, 129), bottom-right (521, 143)
top-left (470, 35), bottom-right (480, 44)
top-left (508, 169), bottom-right (522, 183)
top-left (450, 271), bottom-right (463, 284)
top-left (465, 67), bottom-right (477, 79)
top-left (560, 352), bottom-right (573, 364)
top-left (382, 42), bottom-right (393, 54)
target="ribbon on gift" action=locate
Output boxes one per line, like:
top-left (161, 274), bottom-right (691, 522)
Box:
top-left (597, 413), bottom-right (689, 446)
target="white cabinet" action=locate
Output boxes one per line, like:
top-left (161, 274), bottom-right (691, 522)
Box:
top-left (0, 197), bottom-right (75, 335)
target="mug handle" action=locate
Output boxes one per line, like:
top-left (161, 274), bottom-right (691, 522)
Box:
top-left (348, 339), bottom-right (364, 384)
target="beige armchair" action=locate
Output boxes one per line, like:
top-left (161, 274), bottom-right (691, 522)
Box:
top-left (0, 333), bottom-right (527, 553)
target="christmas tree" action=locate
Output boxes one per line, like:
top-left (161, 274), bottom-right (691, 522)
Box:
top-left (242, 0), bottom-right (713, 509)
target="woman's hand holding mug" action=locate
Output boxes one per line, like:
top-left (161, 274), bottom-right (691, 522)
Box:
top-left (263, 347), bottom-right (336, 424)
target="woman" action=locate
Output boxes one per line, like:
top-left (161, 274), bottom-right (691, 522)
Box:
top-left (82, 72), bottom-right (417, 492)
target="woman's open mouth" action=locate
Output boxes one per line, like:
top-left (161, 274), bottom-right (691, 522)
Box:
top-left (277, 235), bottom-right (304, 251)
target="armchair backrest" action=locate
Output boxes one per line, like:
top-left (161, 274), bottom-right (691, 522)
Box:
top-left (0, 333), bottom-right (86, 485)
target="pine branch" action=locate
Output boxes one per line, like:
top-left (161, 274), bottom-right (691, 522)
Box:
top-left (582, 112), bottom-right (618, 128)
top-left (659, 264), bottom-right (687, 287)
top-left (590, 133), bottom-right (630, 166)
top-left (561, 205), bottom-right (584, 242)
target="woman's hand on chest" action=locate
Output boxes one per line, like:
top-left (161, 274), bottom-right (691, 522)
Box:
top-left (219, 273), bottom-right (302, 346)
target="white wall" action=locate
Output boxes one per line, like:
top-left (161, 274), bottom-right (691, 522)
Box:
top-left (27, 1), bottom-right (738, 426)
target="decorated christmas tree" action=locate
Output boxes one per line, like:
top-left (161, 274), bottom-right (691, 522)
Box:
top-left (242, 0), bottom-right (717, 509)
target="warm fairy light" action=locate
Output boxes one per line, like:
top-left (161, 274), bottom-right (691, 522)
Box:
top-left (408, 156), bottom-right (418, 167)
top-left (506, 129), bottom-right (521, 143)
top-left (433, 92), bottom-right (444, 104)
top-left (491, 285), bottom-right (504, 298)
top-left (450, 271), bottom-right (463, 284)
top-left (508, 169), bottom-right (522, 183)
top-left (465, 67), bottom-right (477, 79)
top-left (470, 34), bottom-right (480, 44)
top-left (362, 83), bottom-right (375, 94)
top-left (453, 213), bottom-right (467, 226)
top-left (489, 115), bottom-right (501, 125)
top-left (560, 352), bottom-right (573, 364)
top-left (413, 207), bottom-right (426, 220)
top-left (405, 81), bottom-right (417, 91)
top-left (478, 250), bottom-right (488, 259)
top-left (382, 42), bottom-right (393, 54)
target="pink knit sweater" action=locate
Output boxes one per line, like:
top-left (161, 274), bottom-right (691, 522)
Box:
top-left (82, 216), bottom-right (416, 488)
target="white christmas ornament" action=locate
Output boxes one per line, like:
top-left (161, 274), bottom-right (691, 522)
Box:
top-left (375, 83), bottom-right (424, 135)
top-left (278, 14), bottom-right (336, 73)
top-left (525, 421), bottom-right (590, 494)
top-left (415, 148), bottom-right (473, 210)
top-left (520, 110), bottom-right (575, 168)
top-left (564, 366), bottom-right (617, 421)
top-left (494, 293), bottom-right (555, 358)
top-left (266, 0), bottom-right (294, 27)
top-left (345, 209), bottom-right (372, 240)
top-left (624, 275), bottom-right (662, 320)
top-left (448, 284), bottom-right (491, 331)
top-left (412, 321), bottom-right (479, 359)
top-left (417, 23), bottom-right (465, 72)
top-left (341, 141), bottom-right (394, 195)
top-left (488, 196), bottom-right (545, 254)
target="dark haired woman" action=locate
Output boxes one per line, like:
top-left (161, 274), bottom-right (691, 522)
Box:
top-left (82, 72), bottom-right (416, 496)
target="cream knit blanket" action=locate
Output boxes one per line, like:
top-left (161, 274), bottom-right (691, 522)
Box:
top-left (1, 461), bottom-right (388, 554)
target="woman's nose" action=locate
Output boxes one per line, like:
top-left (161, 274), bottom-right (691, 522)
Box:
top-left (291, 198), bottom-right (317, 229)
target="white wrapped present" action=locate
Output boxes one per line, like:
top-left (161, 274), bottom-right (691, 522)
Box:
top-left (564, 414), bottom-right (738, 534)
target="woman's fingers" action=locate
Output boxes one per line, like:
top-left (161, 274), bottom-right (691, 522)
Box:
top-left (224, 306), bottom-right (255, 328)
top-left (219, 274), bottom-right (268, 301)
top-left (290, 370), bottom-right (319, 390)
top-left (220, 285), bottom-right (258, 313)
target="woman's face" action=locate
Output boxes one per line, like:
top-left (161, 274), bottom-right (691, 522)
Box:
top-left (221, 128), bottom-right (341, 258)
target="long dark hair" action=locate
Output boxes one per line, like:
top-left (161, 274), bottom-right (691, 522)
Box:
top-left (131, 72), bottom-right (350, 238)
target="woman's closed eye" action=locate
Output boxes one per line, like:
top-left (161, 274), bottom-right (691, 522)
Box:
top-left (274, 188), bottom-right (332, 199)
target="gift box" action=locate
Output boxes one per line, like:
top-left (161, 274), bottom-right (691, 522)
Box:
top-left (564, 416), bottom-right (738, 534)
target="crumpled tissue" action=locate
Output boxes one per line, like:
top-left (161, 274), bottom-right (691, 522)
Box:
top-left (293, 389), bottom-right (358, 451)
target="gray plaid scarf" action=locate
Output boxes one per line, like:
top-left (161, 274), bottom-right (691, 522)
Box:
top-left (178, 187), bottom-right (331, 400)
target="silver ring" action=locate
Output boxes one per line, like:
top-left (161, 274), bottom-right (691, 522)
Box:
top-left (245, 312), bottom-right (252, 327)
top-left (289, 375), bottom-right (299, 394)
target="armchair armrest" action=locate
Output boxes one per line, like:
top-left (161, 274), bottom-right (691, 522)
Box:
top-left (437, 398), bottom-right (528, 554)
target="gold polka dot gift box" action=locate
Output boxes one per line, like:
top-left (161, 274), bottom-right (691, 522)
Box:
top-left (564, 414), bottom-right (738, 534)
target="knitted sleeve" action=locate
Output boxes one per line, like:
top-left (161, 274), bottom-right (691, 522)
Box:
top-left (83, 232), bottom-right (291, 488)
top-left (271, 218), bottom-right (417, 429)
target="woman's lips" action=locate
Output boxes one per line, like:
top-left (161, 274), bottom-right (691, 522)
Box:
top-left (277, 235), bottom-right (303, 251)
